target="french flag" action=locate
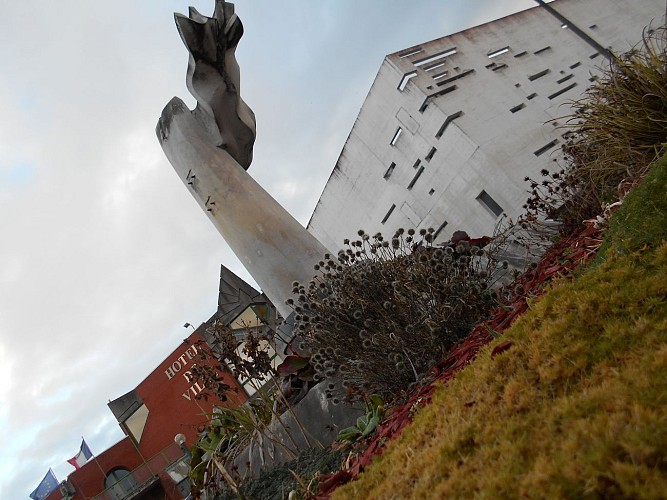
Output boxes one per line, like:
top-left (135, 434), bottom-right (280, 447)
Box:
top-left (67, 439), bottom-right (93, 470)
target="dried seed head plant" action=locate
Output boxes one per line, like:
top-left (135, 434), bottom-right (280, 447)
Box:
top-left (523, 25), bottom-right (667, 232)
top-left (288, 228), bottom-right (507, 402)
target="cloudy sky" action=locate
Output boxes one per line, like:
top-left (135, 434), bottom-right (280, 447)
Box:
top-left (0, 0), bottom-right (536, 496)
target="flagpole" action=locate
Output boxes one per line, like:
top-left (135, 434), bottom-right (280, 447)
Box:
top-left (83, 437), bottom-right (107, 480)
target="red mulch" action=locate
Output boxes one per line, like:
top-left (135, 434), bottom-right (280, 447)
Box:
top-left (316, 224), bottom-right (602, 498)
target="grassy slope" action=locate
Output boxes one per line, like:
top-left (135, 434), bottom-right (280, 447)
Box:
top-left (333, 158), bottom-right (667, 499)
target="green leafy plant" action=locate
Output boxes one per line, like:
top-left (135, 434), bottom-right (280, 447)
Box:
top-left (188, 322), bottom-right (316, 499)
top-left (276, 353), bottom-right (317, 405)
top-left (338, 395), bottom-right (385, 442)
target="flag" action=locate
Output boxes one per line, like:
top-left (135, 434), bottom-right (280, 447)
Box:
top-left (67, 438), bottom-right (93, 470)
top-left (29, 468), bottom-right (59, 500)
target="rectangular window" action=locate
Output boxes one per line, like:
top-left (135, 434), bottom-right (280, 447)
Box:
top-left (548, 82), bottom-right (578, 100)
top-left (412, 159), bottom-right (421, 169)
top-left (435, 110), bottom-right (463, 138)
top-left (381, 204), bottom-right (396, 224)
top-left (428, 188), bottom-right (435, 196)
top-left (398, 71), bottom-right (418, 91)
top-left (432, 71), bottom-right (449, 80)
top-left (514, 51), bottom-right (528, 58)
top-left (384, 162), bottom-right (396, 179)
top-left (425, 147), bottom-right (437, 162)
top-left (390, 127), bottom-right (403, 146)
top-left (492, 63), bottom-right (508, 72)
top-left (527, 93), bottom-right (537, 100)
top-left (534, 139), bottom-right (559, 156)
top-left (528, 69), bottom-right (550, 81)
top-left (534, 46), bottom-right (552, 55)
top-left (413, 48), bottom-right (457, 67)
top-left (570, 62), bottom-right (581, 69)
top-left (590, 52), bottom-right (600, 59)
top-left (510, 103), bottom-right (526, 113)
top-left (477, 190), bottom-right (504, 217)
top-left (487, 47), bottom-right (509, 58)
top-left (407, 166), bottom-right (425, 190)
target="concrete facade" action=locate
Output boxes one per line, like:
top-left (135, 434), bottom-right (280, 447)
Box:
top-left (308, 0), bottom-right (665, 252)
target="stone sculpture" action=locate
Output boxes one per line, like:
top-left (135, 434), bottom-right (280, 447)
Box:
top-left (157, 1), bottom-right (329, 318)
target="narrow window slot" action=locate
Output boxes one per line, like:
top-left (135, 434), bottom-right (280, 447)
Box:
top-left (514, 51), bottom-right (528, 58)
top-left (534, 139), bottom-right (559, 156)
top-left (424, 61), bottom-right (446, 72)
top-left (425, 147), bottom-right (437, 162)
top-left (569, 61), bottom-right (581, 69)
top-left (433, 220), bottom-right (448, 239)
top-left (428, 188), bottom-right (435, 196)
top-left (590, 52), bottom-right (600, 59)
top-left (557, 74), bottom-right (574, 84)
top-left (432, 71), bottom-right (449, 80)
top-left (398, 71), bottom-right (418, 91)
top-left (384, 162), bottom-right (396, 179)
top-left (510, 103), bottom-right (526, 113)
top-left (407, 166), bottom-right (425, 190)
top-left (492, 63), bottom-right (508, 72)
top-left (528, 69), bottom-right (550, 81)
top-left (548, 82), bottom-right (578, 100)
top-left (436, 69), bottom-right (475, 86)
top-left (412, 159), bottom-right (421, 169)
top-left (589, 24), bottom-right (598, 29)
top-left (527, 93), bottom-right (537, 100)
top-left (487, 47), bottom-right (510, 58)
top-left (561, 24), bottom-right (568, 29)
top-left (419, 85), bottom-right (457, 113)
top-left (477, 190), bottom-right (504, 217)
top-left (398, 47), bottom-right (423, 58)
top-left (435, 110), bottom-right (463, 138)
top-left (381, 204), bottom-right (396, 224)
top-left (413, 48), bottom-right (457, 67)
top-left (390, 127), bottom-right (403, 146)
top-left (534, 46), bottom-right (552, 55)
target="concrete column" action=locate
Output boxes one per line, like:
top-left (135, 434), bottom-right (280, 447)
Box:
top-left (157, 97), bottom-right (329, 318)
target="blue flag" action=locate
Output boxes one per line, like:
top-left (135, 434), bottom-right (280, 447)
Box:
top-left (29, 468), bottom-right (59, 500)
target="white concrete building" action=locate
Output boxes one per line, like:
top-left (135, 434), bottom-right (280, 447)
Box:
top-left (308, 0), bottom-right (664, 252)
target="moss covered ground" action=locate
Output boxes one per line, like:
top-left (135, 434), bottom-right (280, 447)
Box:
top-left (332, 158), bottom-right (667, 499)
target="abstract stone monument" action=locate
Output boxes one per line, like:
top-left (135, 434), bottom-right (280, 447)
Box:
top-left (157, 1), bottom-right (329, 318)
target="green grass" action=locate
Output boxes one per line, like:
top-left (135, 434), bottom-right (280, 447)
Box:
top-left (597, 155), bottom-right (667, 259)
top-left (332, 158), bottom-right (667, 499)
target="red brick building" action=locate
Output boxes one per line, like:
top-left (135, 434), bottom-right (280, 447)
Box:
top-left (46, 266), bottom-right (282, 500)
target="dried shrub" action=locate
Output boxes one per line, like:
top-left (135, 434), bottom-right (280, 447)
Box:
top-left (289, 228), bottom-right (504, 401)
top-left (524, 25), bottom-right (667, 230)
